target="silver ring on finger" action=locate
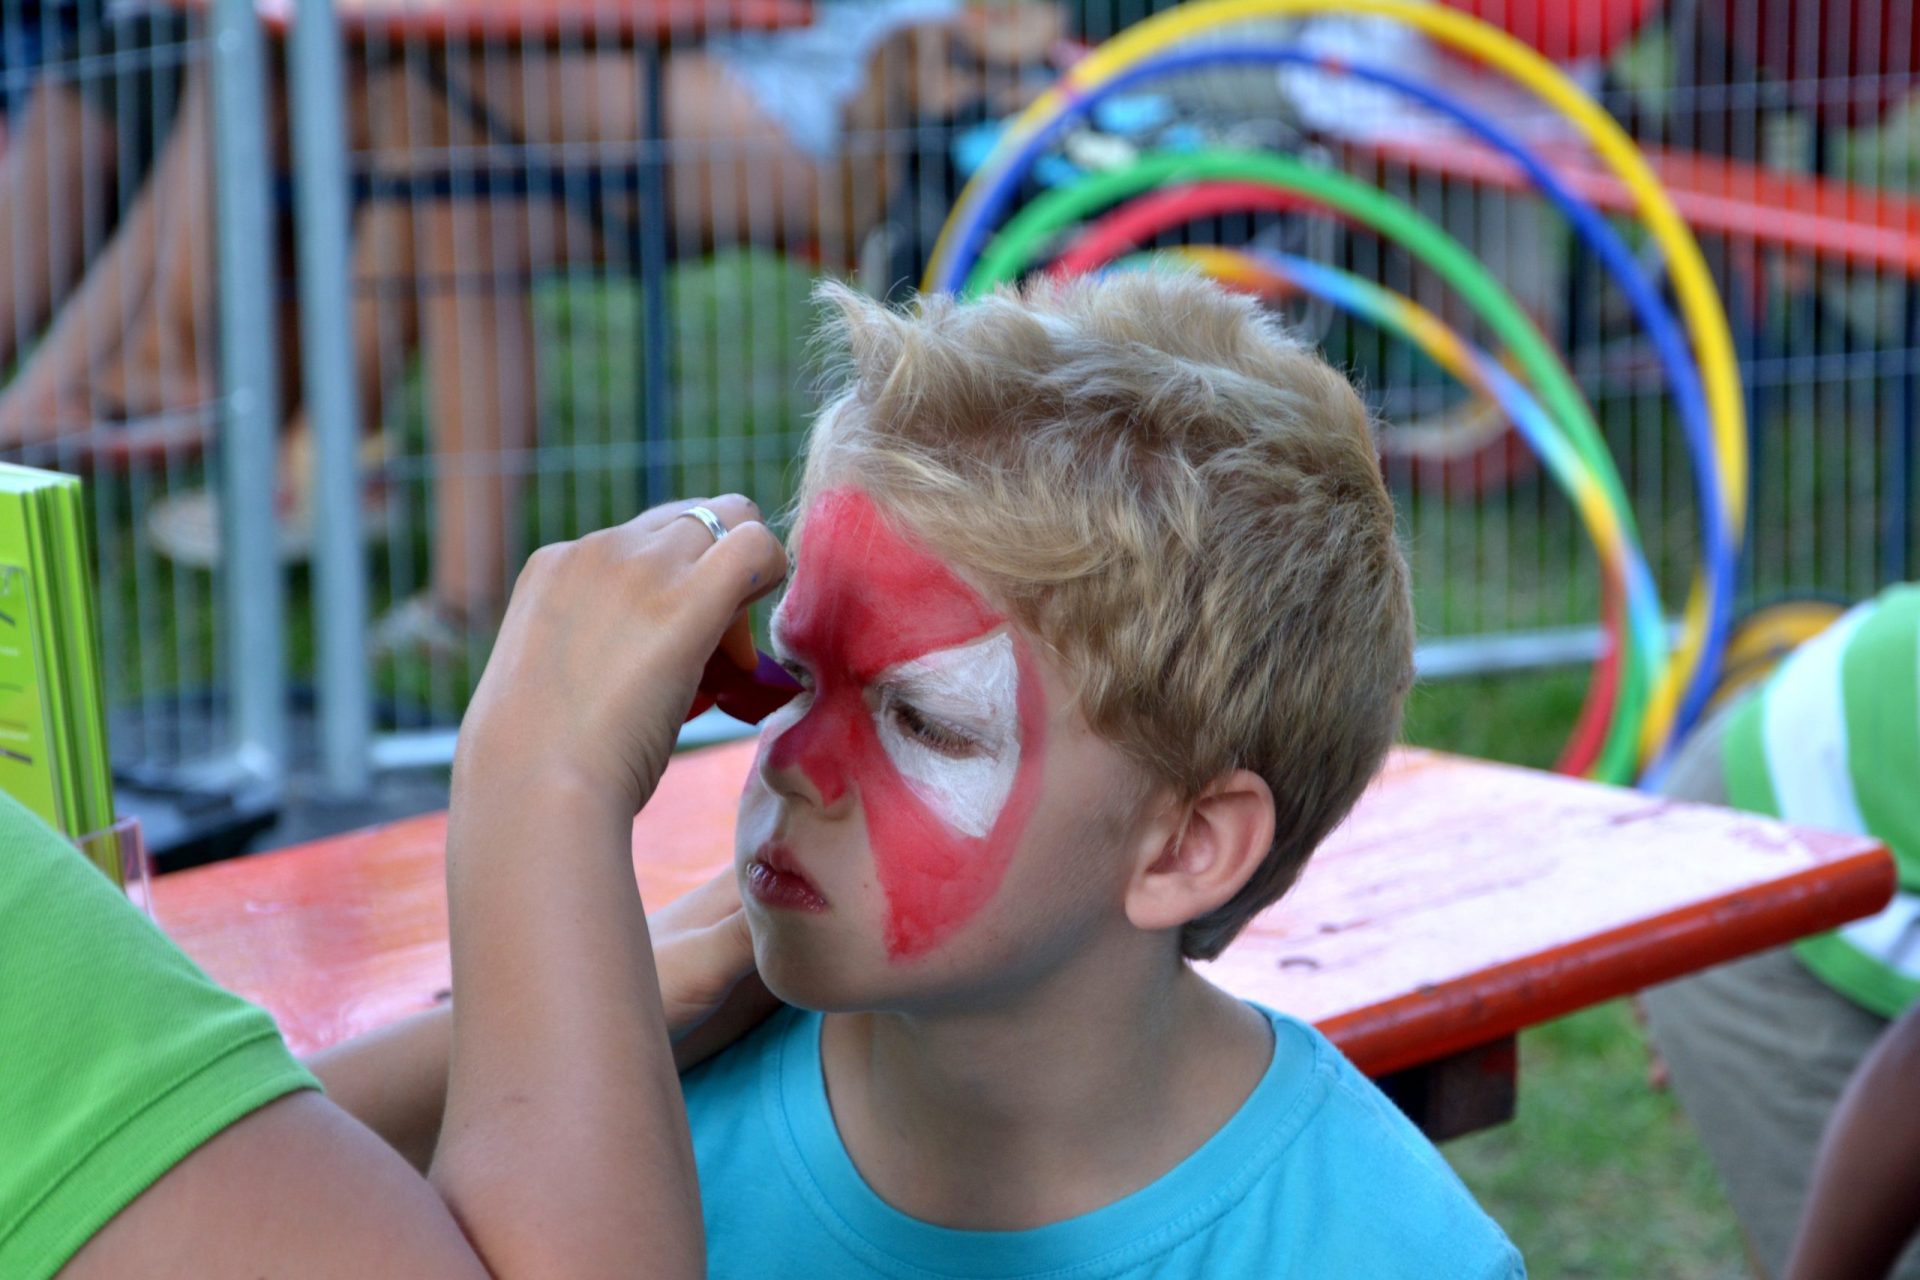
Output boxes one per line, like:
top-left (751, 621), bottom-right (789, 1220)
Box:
top-left (678, 505), bottom-right (728, 544)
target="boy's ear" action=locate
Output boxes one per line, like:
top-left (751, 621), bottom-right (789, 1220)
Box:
top-left (1124, 770), bottom-right (1276, 938)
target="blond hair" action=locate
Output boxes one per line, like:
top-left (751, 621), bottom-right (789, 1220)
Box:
top-left (798, 272), bottom-right (1412, 959)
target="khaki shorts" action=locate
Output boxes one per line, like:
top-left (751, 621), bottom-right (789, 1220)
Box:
top-left (1641, 703), bottom-right (1920, 1278)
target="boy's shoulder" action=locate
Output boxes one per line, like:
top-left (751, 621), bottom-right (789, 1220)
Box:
top-left (680, 1004), bottom-right (1522, 1280)
top-left (1260, 1008), bottom-right (1523, 1278)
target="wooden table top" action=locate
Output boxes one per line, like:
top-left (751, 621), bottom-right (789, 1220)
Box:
top-left (156, 741), bottom-right (1895, 1076)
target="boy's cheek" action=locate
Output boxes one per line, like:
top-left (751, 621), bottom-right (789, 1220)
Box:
top-left (732, 772), bottom-right (780, 861)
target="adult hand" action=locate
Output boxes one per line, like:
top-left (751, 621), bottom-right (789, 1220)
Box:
top-left (438, 497), bottom-right (784, 1278)
top-left (456, 495), bottom-right (787, 819)
top-left (653, 870), bottom-right (784, 1072)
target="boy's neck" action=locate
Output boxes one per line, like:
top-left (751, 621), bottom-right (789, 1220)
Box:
top-left (819, 933), bottom-right (1274, 1231)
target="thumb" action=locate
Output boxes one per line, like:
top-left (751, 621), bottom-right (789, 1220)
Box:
top-left (703, 907), bottom-right (759, 987)
top-left (652, 865), bottom-right (747, 931)
top-left (669, 906), bottom-right (759, 1014)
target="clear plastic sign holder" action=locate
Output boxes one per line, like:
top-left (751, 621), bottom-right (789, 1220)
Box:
top-left (75, 816), bottom-right (151, 917)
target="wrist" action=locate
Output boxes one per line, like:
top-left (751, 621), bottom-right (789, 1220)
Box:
top-left (452, 746), bottom-right (639, 834)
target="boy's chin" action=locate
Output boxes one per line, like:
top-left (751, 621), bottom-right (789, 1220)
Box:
top-left (749, 918), bottom-right (885, 1013)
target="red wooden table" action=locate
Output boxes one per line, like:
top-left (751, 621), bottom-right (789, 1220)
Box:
top-left (156, 741), bottom-right (1894, 1139)
top-left (1344, 136), bottom-right (1920, 277)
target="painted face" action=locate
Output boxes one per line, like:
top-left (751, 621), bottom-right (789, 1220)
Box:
top-left (753, 487), bottom-right (1047, 960)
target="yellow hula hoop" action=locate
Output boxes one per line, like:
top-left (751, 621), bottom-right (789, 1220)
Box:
top-left (926, 0), bottom-right (1747, 754)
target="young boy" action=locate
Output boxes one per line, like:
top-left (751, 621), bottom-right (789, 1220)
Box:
top-left (683, 273), bottom-right (1523, 1276)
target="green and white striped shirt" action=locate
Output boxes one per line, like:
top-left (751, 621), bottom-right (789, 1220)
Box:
top-left (1724, 584), bottom-right (1920, 1018)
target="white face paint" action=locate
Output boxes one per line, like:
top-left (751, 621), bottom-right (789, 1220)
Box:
top-left (872, 631), bottom-right (1022, 838)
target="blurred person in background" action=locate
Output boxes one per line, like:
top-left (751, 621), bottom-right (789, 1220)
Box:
top-left (0, 1), bottom-right (195, 440)
top-left (1642, 590), bottom-right (1920, 1279)
top-left (1783, 997), bottom-right (1920, 1280)
top-left (354, 0), bottom-right (1064, 656)
top-left (0, 0), bottom-right (1062, 658)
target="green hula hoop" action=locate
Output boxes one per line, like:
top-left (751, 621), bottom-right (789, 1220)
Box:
top-left (964, 149), bottom-right (1654, 779)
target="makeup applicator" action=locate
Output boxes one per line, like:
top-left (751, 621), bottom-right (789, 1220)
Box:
top-left (686, 613), bottom-right (803, 724)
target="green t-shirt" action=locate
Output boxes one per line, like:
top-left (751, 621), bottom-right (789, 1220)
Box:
top-left (1723, 584), bottom-right (1920, 1018)
top-left (0, 793), bottom-right (317, 1278)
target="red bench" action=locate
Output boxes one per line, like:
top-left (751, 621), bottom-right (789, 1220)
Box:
top-left (1346, 134), bottom-right (1920, 275)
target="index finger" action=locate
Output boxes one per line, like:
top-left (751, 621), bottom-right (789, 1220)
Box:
top-left (649, 494), bottom-right (767, 558)
top-left (627, 494), bottom-right (762, 537)
top-left (686, 519), bottom-right (789, 629)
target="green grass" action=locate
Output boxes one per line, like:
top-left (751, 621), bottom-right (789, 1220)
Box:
top-left (1404, 668), bottom-right (1752, 1277)
top-left (1445, 1002), bottom-right (1749, 1279)
top-left (1401, 667), bottom-right (1592, 768)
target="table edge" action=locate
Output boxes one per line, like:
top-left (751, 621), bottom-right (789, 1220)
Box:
top-left (1319, 841), bottom-right (1898, 1076)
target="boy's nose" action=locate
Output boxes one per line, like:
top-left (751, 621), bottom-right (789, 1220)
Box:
top-left (760, 693), bottom-right (857, 812)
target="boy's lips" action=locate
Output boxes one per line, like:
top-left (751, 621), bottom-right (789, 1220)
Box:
top-left (746, 843), bottom-right (829, 912)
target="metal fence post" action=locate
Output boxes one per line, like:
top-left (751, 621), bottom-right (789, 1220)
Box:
top-left (290, 0), bottom-right (372, 796)
top-left (209, 0), bottom-right (286, 789)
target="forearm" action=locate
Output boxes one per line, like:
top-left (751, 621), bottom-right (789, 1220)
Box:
top-left (304, 1005), bottom-right (452, 1172)
top-left (432, 762), bottom-right (702, 1280)
top-left (303, 888), bottom-right (767, 1175)
top-left (1786, 1004), bottom-right (1920, 1280)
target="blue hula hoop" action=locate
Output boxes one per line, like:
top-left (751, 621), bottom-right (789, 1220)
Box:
top-left (1238, 249), bottom-right (1669, 686)
top-left (934, 46), bottom-right (1734, 769)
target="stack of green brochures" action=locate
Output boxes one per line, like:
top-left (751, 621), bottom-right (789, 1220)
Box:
top-left (0, 464), bottom-right (116, 878)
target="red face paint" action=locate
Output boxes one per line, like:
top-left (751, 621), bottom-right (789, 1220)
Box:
top-left (763, 487), bottom-right (1047, 960)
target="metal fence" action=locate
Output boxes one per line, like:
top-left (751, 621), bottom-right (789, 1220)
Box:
top-left (282, 0), bottom-right (1093, 789)
top-left (3, 0), bottom-right (1915, 814)
top-left (0, 0), bottom-right (284, 847)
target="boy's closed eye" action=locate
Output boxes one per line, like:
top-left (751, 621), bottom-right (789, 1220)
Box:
top-left (769, 656), bottom-right (1002, 762)
top-left (882, 692), bottom-right (990, 759)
